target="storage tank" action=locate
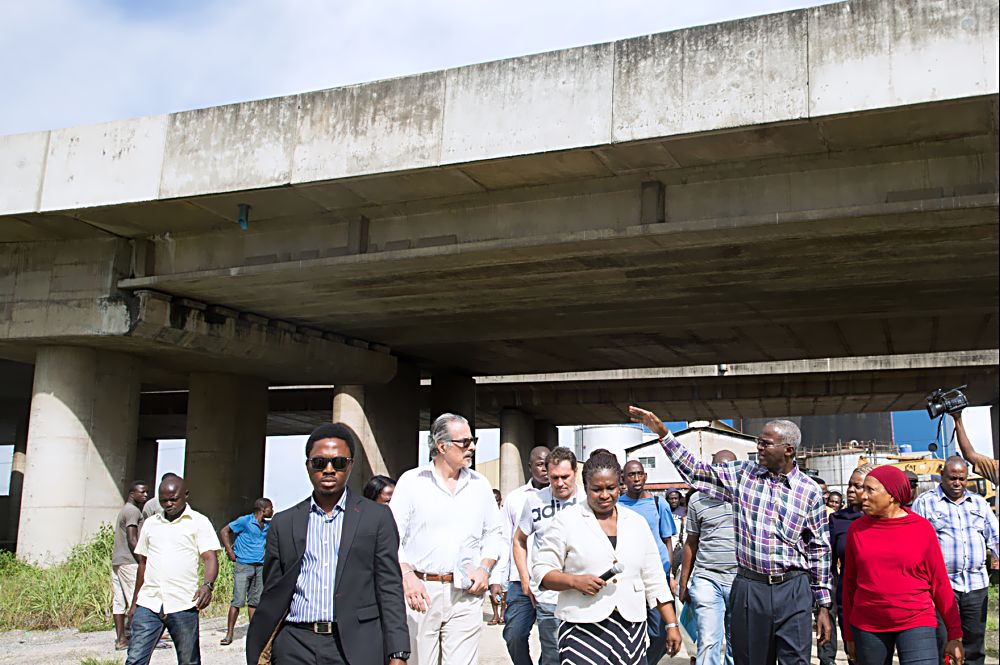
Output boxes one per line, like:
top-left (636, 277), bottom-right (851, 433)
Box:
top-left (574, 424), bottom-right (645, 464)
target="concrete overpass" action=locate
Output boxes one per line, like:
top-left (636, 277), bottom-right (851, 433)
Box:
top-left (1, 0), bottom-right (997, 561)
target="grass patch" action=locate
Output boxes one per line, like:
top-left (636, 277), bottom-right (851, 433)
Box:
top-left (0, 524), bottom-right (236, 631)
top-left (80, 659), bottom-right (122, 665)
top-left (986, 583), bottom-right (998, 659)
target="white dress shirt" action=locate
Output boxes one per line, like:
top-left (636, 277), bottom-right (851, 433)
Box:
top-left (134, 505), bottom-right (220, 614)
top-left (532, 502), bottom-right (672, 623)
top-left (391, 463), bottom-right (504, 575)
top-left (490, 481), bottom-right (540, 585)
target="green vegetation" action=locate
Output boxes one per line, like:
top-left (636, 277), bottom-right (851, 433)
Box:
top-left (80, 659), bottom-right (122, 665)
top-left (0, 524), bottom-right (235, 632)
top-left (987, 583), bottom-right (998, 659)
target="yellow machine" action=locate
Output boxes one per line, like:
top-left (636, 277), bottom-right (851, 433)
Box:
top-left (858, 455), bottom-right (995, 501)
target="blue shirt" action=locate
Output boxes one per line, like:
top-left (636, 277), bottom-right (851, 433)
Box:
top-left (227, 514), bottom-right (269, 564)
top-left (287, 492), bottom-right (347, 622)
top-left (618, 494), bottom-right (677, 570)
top-left (912, 485), bottom-right (999, 593)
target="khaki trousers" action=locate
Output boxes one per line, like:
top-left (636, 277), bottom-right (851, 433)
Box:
top-left (406, 581), bottom-right (482, 665)
top-left (111, 563), bottom-right (138, 615)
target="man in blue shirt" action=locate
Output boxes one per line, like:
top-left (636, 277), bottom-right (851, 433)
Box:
top-left (218, 497), bottom-right (273, 646)
top-left (619, 459), bottom-right (677, 664)
top-left (913, 456), bottom-right (999, 665)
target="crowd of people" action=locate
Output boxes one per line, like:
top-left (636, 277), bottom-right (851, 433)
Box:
top-left (106, 408), bottom-right (997, 665)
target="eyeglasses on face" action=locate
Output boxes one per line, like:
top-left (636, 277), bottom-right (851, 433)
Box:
top-left (308, 456), bottom-right (353, 472)
top-left (756, 437), bottom-right (786, 449)
top-left (447, 437), bottom-right (478, 449)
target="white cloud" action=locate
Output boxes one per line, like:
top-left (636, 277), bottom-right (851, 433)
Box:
top-left (0, 0), bottom-right (834, 135)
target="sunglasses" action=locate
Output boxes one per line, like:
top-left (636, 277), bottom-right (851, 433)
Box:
top-left (447, 437), bottom-right (478, 449)
top-left (308, 456), bottom-right (353, 472)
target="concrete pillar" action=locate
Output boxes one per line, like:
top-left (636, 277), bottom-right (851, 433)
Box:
top-left (534, 419), bottom-right (559, 448)
top-left (7, 404), bottom-right (29, 548)
top-left (185, 373), bottom-right (268, 530)
top-left (991, 401), bottom-right (999, 462)
top-left (132, 437), bottom-right (159, 488)
top-left (333, 362), bottom-right (420, 492)
top-left (18, 347), bottom-right (140, 564)
top-left (500, 409), bottom-right (533, 496)
top-left (430, 373), bottom-right (476, 432)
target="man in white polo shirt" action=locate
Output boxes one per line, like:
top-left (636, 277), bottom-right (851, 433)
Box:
top-left (126, 475), bottom-right (221, 665)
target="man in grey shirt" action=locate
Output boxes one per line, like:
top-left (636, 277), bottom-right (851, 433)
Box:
top-left (112, 480), bottom-right (149, 650)
top-left (677, 450), bottom-right (738, 665)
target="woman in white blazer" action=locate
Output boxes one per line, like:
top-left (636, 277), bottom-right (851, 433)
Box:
top-left (532, 452), bottom-right (682, 665)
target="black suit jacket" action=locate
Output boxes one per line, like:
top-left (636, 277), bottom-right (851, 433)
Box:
top-left (246, 490), bottom-right (409, 665)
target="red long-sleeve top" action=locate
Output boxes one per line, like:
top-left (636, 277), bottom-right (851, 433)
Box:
top-left (842, 510), bottom-right (961, 641)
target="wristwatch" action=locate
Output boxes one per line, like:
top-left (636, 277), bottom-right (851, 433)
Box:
top-left (202, 581), bottom-right (214, 590)
top-left (388, 651), bottom-right (410, 661)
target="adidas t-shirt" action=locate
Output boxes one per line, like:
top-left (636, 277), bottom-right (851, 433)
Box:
top-left (517, 487), bottom-right (578, 605)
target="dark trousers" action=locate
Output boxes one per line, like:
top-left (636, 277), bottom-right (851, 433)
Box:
top-left (853, 625), bottom-right (937, 665)
top-left (816, 592), bottom-right (838, 665)
top-left (503, 581), bottom-right (536, 665)
top-left (936, 586), bottom-right (989, 665)
top-left (273, 624), bottom-right (348, 665)
top-left (125, 606), bottom-right (200, 665)
top-left (730, 573), bottom-right (812, 665)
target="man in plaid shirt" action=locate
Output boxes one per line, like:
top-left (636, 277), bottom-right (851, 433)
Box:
top-left (630, 406), bottom-right (832, 665)
top-left (913, 456), bottom-right (999, 665)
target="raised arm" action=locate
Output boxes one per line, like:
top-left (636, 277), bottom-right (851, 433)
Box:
top-left (629, 406), bottom-right (738, 502)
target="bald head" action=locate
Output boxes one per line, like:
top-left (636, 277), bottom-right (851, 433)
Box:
top-left (527, 446), bottom-right (552, 487)
top-left (941, 455), bottom-right (969, 501)
top-left (944, 456), bottom-right (968, 474)
top-left (712, 449), bottom-right (737, 464)
top-left (158, 475), bottom-right (188, 520)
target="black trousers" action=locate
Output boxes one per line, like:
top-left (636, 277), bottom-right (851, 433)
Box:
top-left (936, 587), bottom-right (989, 665)
top-left (730, 573), bottom-right (813, 665)
top-left (272, 624), bottom-right (348, 665)
top-left (816, 592), bottom-right (838, 665)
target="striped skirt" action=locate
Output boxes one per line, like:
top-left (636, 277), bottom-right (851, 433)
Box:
top-left (557, 611), bottom-right (647, 665)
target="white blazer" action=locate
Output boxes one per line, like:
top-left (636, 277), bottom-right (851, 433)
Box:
top-left (531, 501), bottom-right (672, 623)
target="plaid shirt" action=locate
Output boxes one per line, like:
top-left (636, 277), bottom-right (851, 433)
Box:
top-left (660, 434), bottom-right (832, 605)
top-left (912, 485), bottom-right (999, 593)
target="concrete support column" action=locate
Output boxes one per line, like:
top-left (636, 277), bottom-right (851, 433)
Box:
top-left (500, 409), bottom-right (533, 496)
top-left (534, 419), bottom-right (559, 449)
top-left (430, 373), bottom-right (476, 432)
top-left (185, 373), bottom-right (268, 530)
top-left (333, 362), bottom-right (420, 493)
top-left (132, 437), bottom-right (159, 488)
top-left (7, 404), bottom-right (29, 548)
top-left (18, 347), bottom-right (140, 564)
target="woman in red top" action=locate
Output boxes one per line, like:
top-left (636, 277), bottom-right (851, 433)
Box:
top-left (842, 465), bottom-right (963, 665)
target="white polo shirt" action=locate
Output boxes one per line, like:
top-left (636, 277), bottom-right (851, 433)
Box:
top-left (134, 505), bottom-right (220, 614)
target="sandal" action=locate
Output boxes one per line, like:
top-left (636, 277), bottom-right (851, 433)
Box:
top-left (220, 636), bottom-right (234, 646)
top-left (486, 618), bottom-right (501, 626)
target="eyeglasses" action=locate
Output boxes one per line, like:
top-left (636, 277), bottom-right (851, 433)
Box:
top-left (447, 437), bottom-right (478, 449)
top-left (756, 438), bottom-right (787, 449)
top-left (308, 456), bottom-right (353, 472)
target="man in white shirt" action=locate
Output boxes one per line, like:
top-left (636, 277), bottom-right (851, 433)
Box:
top-left (390, 413), bottom-right (504, 665)
top-left (512, 447), bottom-right (579, 665)
top-left (492, 446), bottom-right (550, 662)
top-left (126, 475), bottom-right (220, 665)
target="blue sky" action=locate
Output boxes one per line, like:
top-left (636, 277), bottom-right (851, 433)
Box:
top-left (0, 0), bottom-right (838, 136)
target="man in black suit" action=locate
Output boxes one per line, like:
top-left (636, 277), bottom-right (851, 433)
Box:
top-left (246, 423), bottom-right (409, 665)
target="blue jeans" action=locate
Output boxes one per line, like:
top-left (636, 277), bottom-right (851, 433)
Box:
top-left (852, 625), bottom-right (938, 665)
top-left (688, 575), bottom-right (733, 665)
top-left (503, 582), bottom-right (559, 665)
top-left (126, 606), bottom-right (201, 665)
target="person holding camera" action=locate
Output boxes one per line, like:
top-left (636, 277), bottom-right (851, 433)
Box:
top-left (951, 410), bottom-right (998, 489)
top-left (532, 452), bottom-right (682, 665)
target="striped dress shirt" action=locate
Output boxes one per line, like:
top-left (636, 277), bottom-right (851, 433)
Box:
top-left (659, 433), bottom-right (832, 605)
top-left (912, 485), bottom-right (999, 592)
top-left (286, 492), bottom-right (347, 622)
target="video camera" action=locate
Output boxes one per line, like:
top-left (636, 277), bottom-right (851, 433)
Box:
top-left (926, 385), bottom-right (969, 419)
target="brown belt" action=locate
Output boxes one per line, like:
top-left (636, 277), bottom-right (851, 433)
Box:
top-left (414, 571), bottom-right (454, 583)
